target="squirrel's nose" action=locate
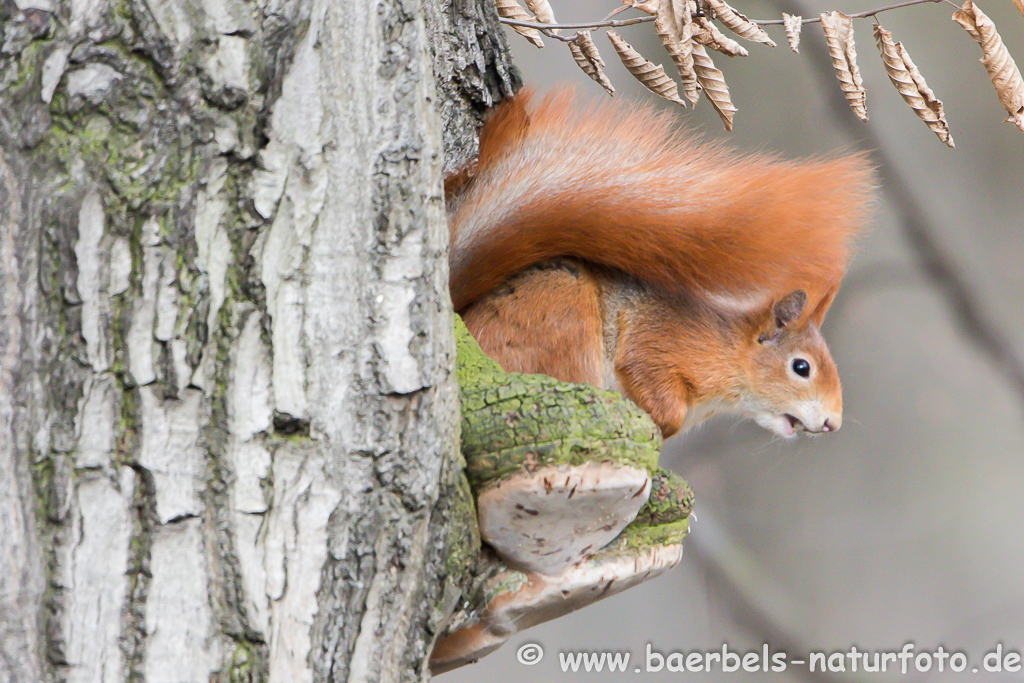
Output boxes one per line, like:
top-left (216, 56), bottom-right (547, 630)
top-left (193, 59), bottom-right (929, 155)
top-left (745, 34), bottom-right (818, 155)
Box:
top-left (811, 417), bottom-right (843, 432)
top-left (805, 416), bottom-right (841, 434)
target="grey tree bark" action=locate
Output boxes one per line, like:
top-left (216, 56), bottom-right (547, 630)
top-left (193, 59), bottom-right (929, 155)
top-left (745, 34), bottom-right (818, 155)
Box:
top-left (0, 0), bottom-right (516, 680)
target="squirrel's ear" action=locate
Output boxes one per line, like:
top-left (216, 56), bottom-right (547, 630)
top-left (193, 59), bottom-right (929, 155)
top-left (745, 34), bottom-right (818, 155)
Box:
top-left (774, 290), bottom-right (807, 327)
top-left (757, 290), bottom-right (806, 344)
top-left (810, 285), bottom-right (838, 327)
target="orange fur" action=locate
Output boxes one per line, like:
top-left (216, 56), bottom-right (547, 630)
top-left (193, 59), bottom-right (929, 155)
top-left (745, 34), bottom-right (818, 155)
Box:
top-left (449, 90), bottom-right (874, 318)
top-left (449, 89), bottom-right (874, 438)
top-left (461, 261), bottom-right (605, 385)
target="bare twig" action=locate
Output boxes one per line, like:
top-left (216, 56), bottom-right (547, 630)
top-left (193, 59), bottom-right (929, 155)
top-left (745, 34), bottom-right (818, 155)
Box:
top-left (498, 0), bottom-right (950, 32)
top-left (499, 15), bottom-right (657, 31)
top-left (756, 0), bottom-right (948, 24)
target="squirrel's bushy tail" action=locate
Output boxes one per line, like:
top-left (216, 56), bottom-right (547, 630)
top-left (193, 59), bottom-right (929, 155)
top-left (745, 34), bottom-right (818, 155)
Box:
top-left (448, 89), bottom-right (875, 318)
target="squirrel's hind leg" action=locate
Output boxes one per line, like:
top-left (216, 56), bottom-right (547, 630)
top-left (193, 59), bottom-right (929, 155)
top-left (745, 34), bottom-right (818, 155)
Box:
top-left (461, 258), bottom-right (605, 387)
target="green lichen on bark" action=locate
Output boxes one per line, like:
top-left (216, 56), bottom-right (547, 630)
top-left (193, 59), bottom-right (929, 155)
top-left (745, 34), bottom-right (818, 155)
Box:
top-left (2, 3), bottom-right (275, 675)
top-left (440, 316), bottom-right (695, 659)
top-left (228, 638), bottom-right (267, 683)
top-left (454, 315), bottom-right (662, 493)
top-left (438, 457), bottom-right (480, 580)
top-left (633, 467), bottom-right (695, 526)
top-left (454, 312), bottom-right (504, 382)
top-left (602, 468), bottom-right (694, 557)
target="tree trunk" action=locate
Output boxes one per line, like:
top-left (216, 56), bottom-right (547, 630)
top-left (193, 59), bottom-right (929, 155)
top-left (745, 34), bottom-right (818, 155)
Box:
top-left (0, 0), bottom-right (515, 680)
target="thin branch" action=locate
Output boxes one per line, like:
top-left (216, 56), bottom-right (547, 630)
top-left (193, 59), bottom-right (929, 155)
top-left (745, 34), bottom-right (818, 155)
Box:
top-left (600, 4), bottom-right (630, 22)
top-left (756, 0), bottom-right (946, 24)
top-left (498, 0), bottom-right (949, 32)
top-left (500, 15), bottom-right (656, 31)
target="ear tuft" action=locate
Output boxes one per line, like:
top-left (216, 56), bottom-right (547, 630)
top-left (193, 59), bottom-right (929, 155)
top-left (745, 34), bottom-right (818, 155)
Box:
top-left (758, 290), bottom-right (807, 344)
top-left (773, 290), bottom-right (807, 328)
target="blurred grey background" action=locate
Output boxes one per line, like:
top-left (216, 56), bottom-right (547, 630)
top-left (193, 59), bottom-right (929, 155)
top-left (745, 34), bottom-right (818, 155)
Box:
top-left (443, 1), bottom-right (1024, 680)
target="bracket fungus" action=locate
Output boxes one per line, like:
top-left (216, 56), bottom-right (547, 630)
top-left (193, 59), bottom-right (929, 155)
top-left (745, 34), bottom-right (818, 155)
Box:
top-left (432, 318), bottom-right (694, 672)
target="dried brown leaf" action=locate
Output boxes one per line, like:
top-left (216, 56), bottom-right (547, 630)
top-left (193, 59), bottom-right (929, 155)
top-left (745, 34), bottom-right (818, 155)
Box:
top-left (496, 0), bottom-right (544, 48)
top-left (629, 0), bottom-right (661, 16)
top-left (874, 24), bottom-right (954, 147)
top-left (524, 0), bottom-right (556, 25)
top-left (705, 0), bottom-right (776, 47)
top-left (682, 1), bottom-right (703, 102)
top-left (652, 0), bottom-right (681, 46)
top-left (577, 29), bottom-right (605, 67)
top-left (820, 11), bottom-right (868, 122)
top-left (669, 0), bottom-right (690, 35)
top-left (607, 30), bottom-right (688, 107)
top-left (654, 0), bottom-right (701, 102)
top-left (692, 42), bottom-right (737, 130)
top-left (694, 16), bottom-right (749, 57)
top-left (783, 13), bottom-right (802, 53)
top-left (570, 32), bottom-right (616, 96)
top-left (953, 0), bottom-right (1024, 132)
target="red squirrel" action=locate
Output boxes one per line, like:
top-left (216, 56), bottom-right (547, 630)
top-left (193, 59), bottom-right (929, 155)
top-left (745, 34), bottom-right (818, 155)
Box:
top-left (446, 89), bottom-right (874, 439)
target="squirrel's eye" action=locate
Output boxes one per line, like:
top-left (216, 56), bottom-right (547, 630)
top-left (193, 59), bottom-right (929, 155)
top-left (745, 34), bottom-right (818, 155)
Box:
top-left (792, 358), bottom-right (811, 378)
